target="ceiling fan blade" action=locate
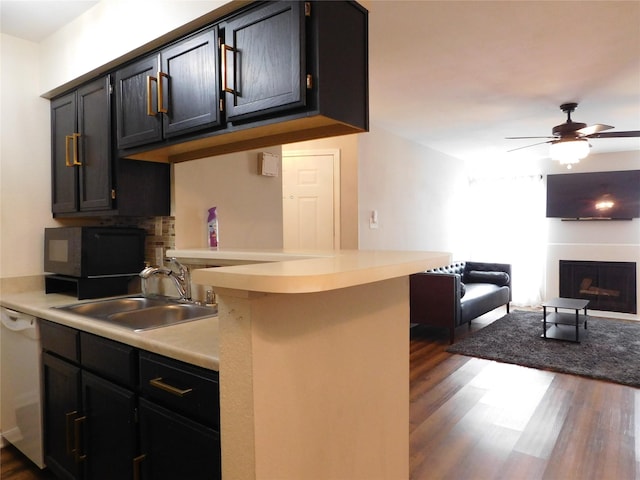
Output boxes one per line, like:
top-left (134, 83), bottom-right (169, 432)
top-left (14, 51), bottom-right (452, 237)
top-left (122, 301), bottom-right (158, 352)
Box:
top-left (587, 130), bottom-right (640, 138)
top-left (507, 140), bottom-right (553, 153)
top-left (577, 124), bottom-right (614, 136)
top-left (505, 136), bottom-right (555, 140)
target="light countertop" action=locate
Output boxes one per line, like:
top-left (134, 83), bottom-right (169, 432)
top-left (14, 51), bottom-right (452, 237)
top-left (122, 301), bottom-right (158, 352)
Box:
top-left (170, 248), bottom-right (451, 293)
top-left (0, 290), bottom-right (219, 371)
top-left (1, 249), bottom-right (450, 372)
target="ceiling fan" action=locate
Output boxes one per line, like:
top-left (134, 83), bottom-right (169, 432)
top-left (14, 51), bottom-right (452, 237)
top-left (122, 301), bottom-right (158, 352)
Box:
top-left (506, 103), bottom-right (640, 168)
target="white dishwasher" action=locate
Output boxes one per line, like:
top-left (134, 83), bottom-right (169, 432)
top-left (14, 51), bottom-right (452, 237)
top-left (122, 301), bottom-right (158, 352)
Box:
top-left (1, 307), bottom-right (45, 468)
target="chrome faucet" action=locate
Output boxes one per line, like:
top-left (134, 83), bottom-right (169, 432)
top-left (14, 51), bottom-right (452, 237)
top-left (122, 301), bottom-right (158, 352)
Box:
top-left (140, 258), bottom-right (192, 301)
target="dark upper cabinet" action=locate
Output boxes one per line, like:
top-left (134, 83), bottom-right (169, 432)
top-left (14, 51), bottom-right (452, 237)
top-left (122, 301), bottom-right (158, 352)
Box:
top-left (56, 1), bottom-right (367, 164)
top-left (114, 56), bottom-right (162, 149)
top-left (118, 1), bottom-right (368, 163)
top-left (51, 76), bottom-right (111, 215)
top-left (221, 1), bottom-right (306, 122)
top-left (116, 27), bottom-right (221, 150)
top-left (50, 76), bottom-right (170, 218)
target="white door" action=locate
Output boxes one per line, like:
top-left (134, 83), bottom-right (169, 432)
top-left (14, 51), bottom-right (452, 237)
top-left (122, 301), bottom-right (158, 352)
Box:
top-left (282, 149), bottom-right (340, 250)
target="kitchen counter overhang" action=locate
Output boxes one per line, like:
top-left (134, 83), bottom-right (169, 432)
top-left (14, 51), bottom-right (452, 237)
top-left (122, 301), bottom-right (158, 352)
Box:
top-left (172, 248), bottom-right (451, 293)
top-left (171, 248), bottom-right (451, 480)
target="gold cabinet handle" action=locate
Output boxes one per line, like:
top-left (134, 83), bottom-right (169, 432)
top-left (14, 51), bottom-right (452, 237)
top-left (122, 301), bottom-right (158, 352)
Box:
top-left (149, 377), bottom-right (193, 397)
top-left (65, 135), bottom-right (73, 166)
top-left (133, 454), bottom-right (146, 480)
top-left (71, 133), bottom-right (81, 165)
top-left (220, 43), bottom-right (236, 94)
top-left (146, 75), bottom-right (157, 116)
top-left (157, 71), bottom-right (168, 114)
top-left (65, 411), bottom-right (77, 454)
top-left (73, 415), bottom-right (87, 463)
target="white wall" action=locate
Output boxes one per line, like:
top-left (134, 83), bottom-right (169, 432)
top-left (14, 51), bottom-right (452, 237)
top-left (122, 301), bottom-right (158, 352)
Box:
top-left (39, 0), bottom-right (232, 95)
top-left (173, 147), bottom-right (283, 249)
top-left (544, 151), bottom-right (640, 320)
top-left (0, 1), bottom-right (240, 280)
top-left (0, 34), bottom-right (59, 278)
top-left (357, 123), bottom-right (468, 256)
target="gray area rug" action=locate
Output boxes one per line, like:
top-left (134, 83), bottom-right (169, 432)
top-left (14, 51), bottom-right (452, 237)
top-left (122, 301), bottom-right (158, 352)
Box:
top-left (447, 310), bottom-right (640, 388)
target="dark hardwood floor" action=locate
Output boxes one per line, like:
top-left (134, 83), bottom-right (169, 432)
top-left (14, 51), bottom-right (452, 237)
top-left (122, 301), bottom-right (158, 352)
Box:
top-left (409, 307), bottom-right (639, 480)
top-left (2, 307), bottom-right (638, 479)
top-left (0, 444), bottom-right (54, 480)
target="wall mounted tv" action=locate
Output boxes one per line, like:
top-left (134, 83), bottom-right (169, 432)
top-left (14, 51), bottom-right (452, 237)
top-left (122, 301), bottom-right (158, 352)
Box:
top-left (546, 170), bottom-right (640, 220)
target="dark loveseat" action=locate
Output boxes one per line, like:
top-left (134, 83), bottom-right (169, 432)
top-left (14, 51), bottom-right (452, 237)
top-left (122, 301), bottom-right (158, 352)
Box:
top-left (410, 261), bottom-right (512, 343)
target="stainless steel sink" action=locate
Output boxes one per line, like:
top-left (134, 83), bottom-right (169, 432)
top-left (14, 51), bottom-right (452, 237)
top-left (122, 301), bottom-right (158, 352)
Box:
top-left (57, 296), bottom-right (217, 331)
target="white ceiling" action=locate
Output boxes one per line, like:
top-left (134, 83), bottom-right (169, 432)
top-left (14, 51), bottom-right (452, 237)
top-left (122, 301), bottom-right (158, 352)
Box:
top-left (2, 0), bottom-right (639, 163)
top-left (0, 1), bottom-right (98, 42)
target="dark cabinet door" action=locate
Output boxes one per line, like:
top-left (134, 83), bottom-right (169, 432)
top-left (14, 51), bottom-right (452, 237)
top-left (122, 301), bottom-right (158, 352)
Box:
top-left (80, 371), bottom-right (137, 480)
top-left (115, 54), bottom-right (162, 149)
top-left (222, 1), bottom-right (306, 122)
top-left (138, 398), bottom-right (221, 480)
top-left (42, 352), bottom-right (82, 480)
top-left (77, 76), bottom-right (112, 212)
top-left (51, 76), bottom-right (112, 215)
top-left (161, 27), bottom-right (221, 138)
top-left (51, 92), bottom-right (78, 214)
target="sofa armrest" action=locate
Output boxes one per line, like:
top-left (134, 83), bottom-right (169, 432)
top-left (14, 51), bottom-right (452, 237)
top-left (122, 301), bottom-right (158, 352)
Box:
top-left (410, 272), bottom-right (462, 343)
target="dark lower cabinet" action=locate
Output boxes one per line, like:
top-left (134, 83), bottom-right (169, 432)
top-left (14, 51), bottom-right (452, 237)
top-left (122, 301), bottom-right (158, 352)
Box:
top-left (40, 320), bottom-right (221, 480)
top-left (139, 398), bottom-right (221, 480)
top-left (42, 352), bottom-right (81, 480)
top-left (80, 371), bottom-right (137, 480)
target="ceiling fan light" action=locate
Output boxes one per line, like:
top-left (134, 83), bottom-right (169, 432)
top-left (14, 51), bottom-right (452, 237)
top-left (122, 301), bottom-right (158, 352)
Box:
top-left (549, 138), bottom-right (590, 168)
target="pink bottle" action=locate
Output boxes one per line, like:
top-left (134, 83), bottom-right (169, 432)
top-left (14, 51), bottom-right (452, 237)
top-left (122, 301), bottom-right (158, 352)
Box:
top-left (207, 207), bottom-right (218, 248)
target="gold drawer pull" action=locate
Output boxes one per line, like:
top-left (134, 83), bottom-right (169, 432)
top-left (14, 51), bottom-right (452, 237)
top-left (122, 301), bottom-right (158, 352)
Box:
top-left (71, 133), bottom-right (81, 165)
top-left (149, 377), bottom-right (193, 397)
top-left (133, 453), bottom-right (146, 480)
top-left (220, 43), bottom-right (236, 94)
top-left (157, 71), bottom-right (168, 113)
top-left (73, 415), bottom-right (87, 463)
top-left (65, 411), bottom-right (77, 455)
top-left (146, 75), bottom-right (157, 116)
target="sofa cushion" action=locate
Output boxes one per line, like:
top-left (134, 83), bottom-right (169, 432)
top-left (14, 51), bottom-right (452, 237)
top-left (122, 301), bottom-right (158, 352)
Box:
top-left (460, 283), bottom-right (510, 323)
top-left (459, 282), bottom-right (466, 298)
top-left (466, 270), bottom-right (510, 286)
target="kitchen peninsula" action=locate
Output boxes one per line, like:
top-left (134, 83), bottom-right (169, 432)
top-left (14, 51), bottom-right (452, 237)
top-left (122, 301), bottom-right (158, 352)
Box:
top-left (1, 249), bottom-right (450, 479)
top-left (171, 248), bottom-right (451, 479)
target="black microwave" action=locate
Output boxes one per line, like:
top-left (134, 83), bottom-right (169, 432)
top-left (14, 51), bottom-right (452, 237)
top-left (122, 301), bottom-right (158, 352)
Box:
top-left (44, 227), bottom-right (146, 278)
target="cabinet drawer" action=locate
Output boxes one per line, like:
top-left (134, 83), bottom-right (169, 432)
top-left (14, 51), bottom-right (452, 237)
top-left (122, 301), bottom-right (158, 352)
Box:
top-left (139, 352), bottom-right (219, 428)
top-left (40, 319), bottom-right (79, 363)
top-left (80, 332), bottom-right (137, 388)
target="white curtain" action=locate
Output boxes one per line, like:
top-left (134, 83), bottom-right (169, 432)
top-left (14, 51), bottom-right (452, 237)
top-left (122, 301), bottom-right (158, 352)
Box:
top-left (467, 174), bottom-right (546, 307)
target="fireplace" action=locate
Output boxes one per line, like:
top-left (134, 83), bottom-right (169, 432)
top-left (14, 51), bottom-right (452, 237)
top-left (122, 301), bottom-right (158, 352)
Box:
top-left (559, 260), bottom-right (637, 314)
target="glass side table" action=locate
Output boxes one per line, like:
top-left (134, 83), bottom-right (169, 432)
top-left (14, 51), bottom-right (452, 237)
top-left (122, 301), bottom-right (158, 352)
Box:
top-left (542, 297), bottom-right (590, 343)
